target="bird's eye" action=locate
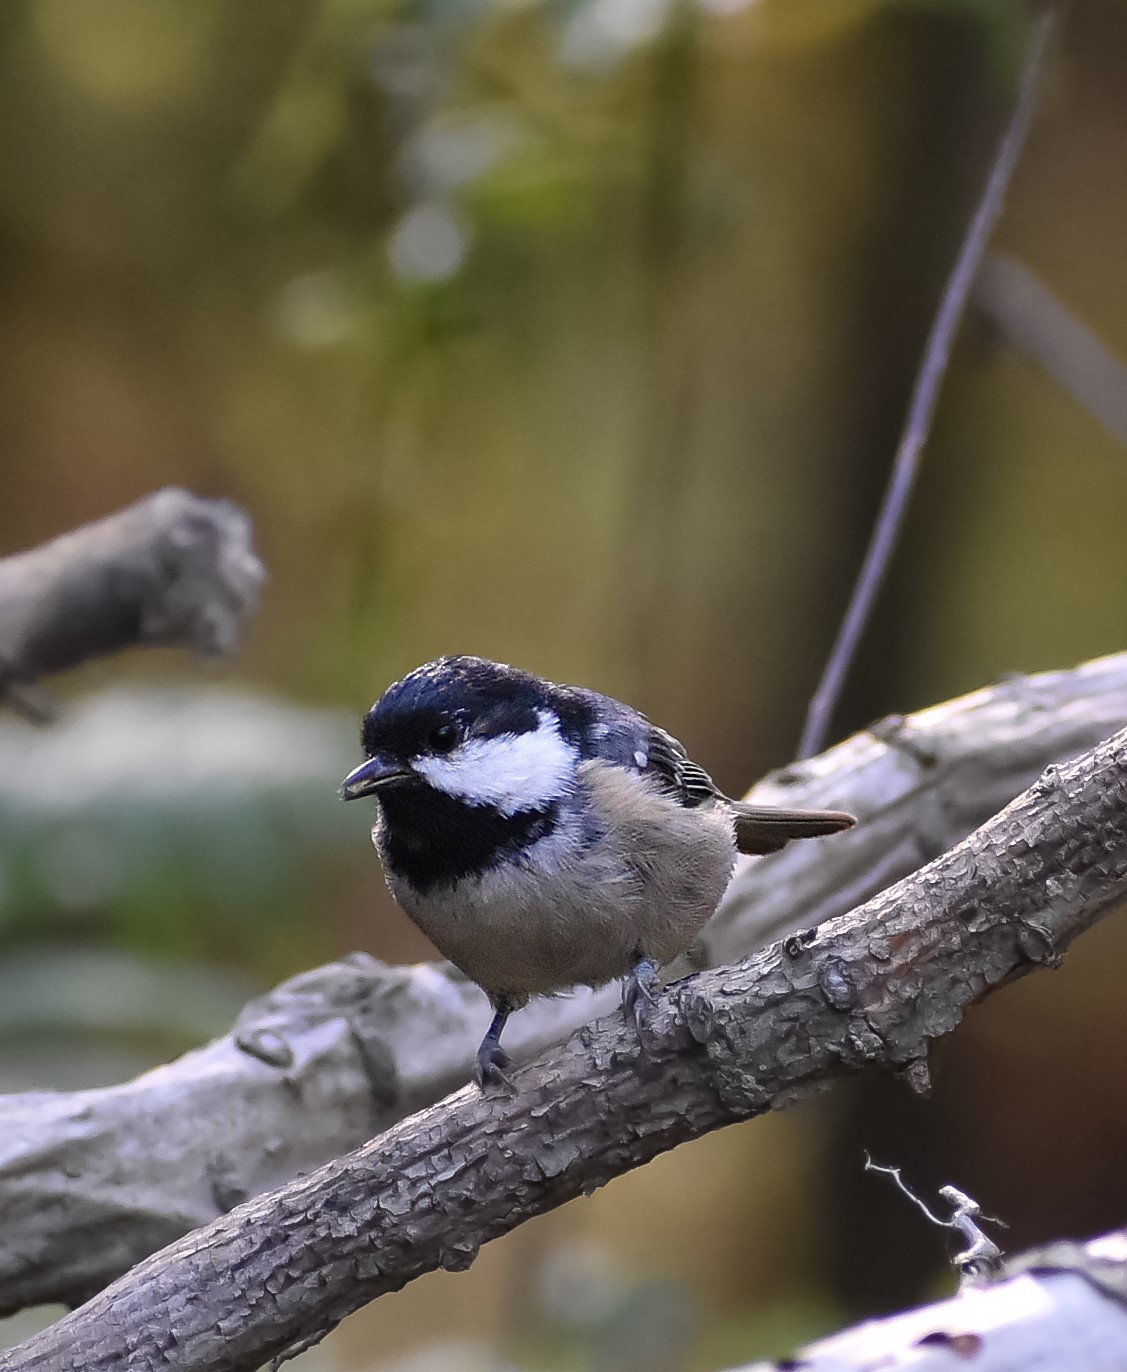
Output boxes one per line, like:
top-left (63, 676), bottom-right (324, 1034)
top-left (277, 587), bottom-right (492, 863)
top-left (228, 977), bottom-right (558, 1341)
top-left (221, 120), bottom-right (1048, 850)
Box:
top-left (428, 721), bottom-right (460, 753)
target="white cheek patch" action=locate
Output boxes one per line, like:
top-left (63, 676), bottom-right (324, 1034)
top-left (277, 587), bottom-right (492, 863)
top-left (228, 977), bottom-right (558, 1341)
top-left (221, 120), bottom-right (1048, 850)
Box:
top-left (412, 711), bottom-right (577, 815)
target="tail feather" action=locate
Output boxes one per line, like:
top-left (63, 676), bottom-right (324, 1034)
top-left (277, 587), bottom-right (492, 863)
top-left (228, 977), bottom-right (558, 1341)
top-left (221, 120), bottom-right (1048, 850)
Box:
top-left (732, 804), bottom-right (855, 856)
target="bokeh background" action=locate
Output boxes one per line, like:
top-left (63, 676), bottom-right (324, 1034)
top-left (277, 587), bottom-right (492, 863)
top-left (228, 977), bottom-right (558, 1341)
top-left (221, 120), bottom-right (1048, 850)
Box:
top-left (2, 0), bottom-right (1127, 1367)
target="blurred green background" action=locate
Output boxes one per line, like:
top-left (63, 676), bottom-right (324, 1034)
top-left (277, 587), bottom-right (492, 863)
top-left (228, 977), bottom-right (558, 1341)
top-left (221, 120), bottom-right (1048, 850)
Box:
top-left (3, 0), bottom-right (1127, 1367)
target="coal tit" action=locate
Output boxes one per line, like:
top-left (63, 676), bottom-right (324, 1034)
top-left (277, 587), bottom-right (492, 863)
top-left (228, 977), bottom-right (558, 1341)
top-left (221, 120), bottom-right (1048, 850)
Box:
top-left (342, 656), bottom-right (855, 1086)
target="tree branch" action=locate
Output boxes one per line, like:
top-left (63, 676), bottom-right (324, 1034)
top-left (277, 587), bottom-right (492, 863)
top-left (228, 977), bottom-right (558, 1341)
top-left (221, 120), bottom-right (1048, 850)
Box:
top-left (4, 710), bottom-right (1127, 1372)
top-left (974, 251), bottom-right (1127, 450)
top-left (0, 488), bottom-right (264, 717)
top-left (0, 651), bottom-right (1125, 1318)
top-left (740, 1227), bottom-right (1127, 1371)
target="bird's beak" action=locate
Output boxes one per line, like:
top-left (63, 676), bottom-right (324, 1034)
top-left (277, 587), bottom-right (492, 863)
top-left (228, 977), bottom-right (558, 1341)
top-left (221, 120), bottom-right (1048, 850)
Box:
top-left (340, 757), bottom-right (415, 801)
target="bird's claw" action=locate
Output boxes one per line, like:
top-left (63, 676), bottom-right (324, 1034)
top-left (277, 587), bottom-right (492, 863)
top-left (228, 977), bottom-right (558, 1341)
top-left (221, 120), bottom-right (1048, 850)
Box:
top-left (474, 1040), bottom-right (514, 1091)
top-left (622, 956), bottom-right (659, 1034)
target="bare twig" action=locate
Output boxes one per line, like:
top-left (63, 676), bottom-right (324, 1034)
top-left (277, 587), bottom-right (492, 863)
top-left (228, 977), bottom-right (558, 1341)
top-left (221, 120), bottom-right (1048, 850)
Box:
top-left (0, 649), bottom-right (1124, 1316)
top-left (864, 1156), bottom-right (1005, 1279)
top-left (0, 488), bottom-right (264, 718)
top-left (797, 9), bottom-right (1057, 759)
top-left (974, 252), bottom-right (1127, 450)
top-left (3, 716), bottom-right (1127, 1372)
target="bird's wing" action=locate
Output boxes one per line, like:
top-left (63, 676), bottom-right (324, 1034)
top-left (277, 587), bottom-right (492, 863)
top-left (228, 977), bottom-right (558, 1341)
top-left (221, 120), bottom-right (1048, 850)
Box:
top-left (642, 724), bottom-right (855, 855)
top-left (641, 724), bottom-right (721, 807)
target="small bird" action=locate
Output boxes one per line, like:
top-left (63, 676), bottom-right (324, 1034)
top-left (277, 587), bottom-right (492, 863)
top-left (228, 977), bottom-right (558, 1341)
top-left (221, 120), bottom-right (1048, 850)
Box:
top-left (341, 656), bottom-right (854, 1086)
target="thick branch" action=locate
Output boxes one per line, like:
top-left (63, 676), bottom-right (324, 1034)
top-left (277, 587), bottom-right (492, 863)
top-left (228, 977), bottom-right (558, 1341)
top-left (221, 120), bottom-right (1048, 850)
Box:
top-left (0, 651), bottom-right (1125, 1316)
top-left (0, 488), bottom-right (263, 713)
top-left (4, 718), bottom-right (1127, 1372)
top-left (741, 1229), bottom-right (1127, 1371)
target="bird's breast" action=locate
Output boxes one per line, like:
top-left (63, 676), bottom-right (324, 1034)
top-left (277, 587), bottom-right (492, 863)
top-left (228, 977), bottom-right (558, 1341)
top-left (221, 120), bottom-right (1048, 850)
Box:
top-left (373, 760), bottom-right (737, 999)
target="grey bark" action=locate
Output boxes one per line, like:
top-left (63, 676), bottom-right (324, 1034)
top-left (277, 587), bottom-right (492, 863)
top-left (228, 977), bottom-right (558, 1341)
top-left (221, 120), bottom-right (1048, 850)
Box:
top-left (3, 715), bottom-right (1127, 1372)
top-left (0, 488), bottom-right (263, 715)
top-left (1, 652), bottom-right (1126, 1317)
top-left (740, 1230), bottom-right (1127, 1371)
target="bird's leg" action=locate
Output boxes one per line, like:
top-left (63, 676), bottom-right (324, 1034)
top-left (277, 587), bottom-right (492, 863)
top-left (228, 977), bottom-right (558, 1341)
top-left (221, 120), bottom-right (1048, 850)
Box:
top-left (622, 951), bottom-right (659, 1034)
top-left (474, 996), bottom-right (515, 1089)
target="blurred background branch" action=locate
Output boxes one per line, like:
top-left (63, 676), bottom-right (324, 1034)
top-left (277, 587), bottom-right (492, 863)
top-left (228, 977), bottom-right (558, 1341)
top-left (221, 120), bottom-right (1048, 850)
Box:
top-left (0, 649), bottom-right (1123, 1318)
top-left (974, 252), bottom-right (1127, 450)
top-left (5, 713), bottom-right (1127, 1372)
top-left (0, 488), bottom-right (263, 720)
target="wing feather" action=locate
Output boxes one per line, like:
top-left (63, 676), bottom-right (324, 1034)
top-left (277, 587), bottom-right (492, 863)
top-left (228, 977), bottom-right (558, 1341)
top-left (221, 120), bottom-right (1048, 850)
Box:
top-left (637, 723), bottom-right (856, 854)
top-left (642, 726), bottom-right (721, 807)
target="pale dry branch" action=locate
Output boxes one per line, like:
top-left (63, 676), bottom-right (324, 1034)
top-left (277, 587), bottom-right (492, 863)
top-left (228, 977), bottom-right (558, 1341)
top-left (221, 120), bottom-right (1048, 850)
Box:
top-left (3, 708), bottom-right (1127, 1371)
top-left (740, 1229), bottom-right (1127, 1372)
top-left (0, 488), bottom-right (263, 717)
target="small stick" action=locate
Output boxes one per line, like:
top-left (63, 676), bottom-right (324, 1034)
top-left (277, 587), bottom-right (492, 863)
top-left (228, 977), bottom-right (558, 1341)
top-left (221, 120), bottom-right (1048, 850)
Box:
top-left (864, 1154), bottom-right (1006, 1280)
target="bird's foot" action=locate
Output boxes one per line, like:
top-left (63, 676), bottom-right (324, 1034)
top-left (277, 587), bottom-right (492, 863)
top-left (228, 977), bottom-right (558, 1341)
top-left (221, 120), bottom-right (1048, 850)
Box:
top-left (474, 999), bottom-right (516, 1090)
top-left (622, 955), bottom-right (659, 1035)
top-left (473, 1039), bottom-right (514, 1091)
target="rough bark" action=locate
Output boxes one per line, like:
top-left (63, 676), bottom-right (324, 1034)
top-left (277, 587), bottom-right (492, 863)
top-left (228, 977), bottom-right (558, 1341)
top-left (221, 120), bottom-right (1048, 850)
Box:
top-left (1, 651), bottom-right (1126, 1316)
top-left (3, 718), bottom-right (1126, 1372)
top-left (741, 1229), bottom-right (1127, 1371)
top-left (0, 488), bottom-right (263, 715)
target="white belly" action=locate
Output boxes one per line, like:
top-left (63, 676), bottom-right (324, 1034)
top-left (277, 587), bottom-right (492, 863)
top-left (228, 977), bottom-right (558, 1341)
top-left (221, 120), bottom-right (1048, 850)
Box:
top-left (379, 759), bottom-right (737, 1001)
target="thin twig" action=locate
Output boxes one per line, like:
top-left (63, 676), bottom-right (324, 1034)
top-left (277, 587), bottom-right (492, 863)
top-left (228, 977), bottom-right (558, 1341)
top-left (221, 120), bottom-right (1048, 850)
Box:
top-left (797, 8), bottom-right (1058, 759)
top-left (974, 252), bottom-right (1127, 451)
top-left (864, 1155), bottom-right (949, 1229)
top-left (864, 1155), bottom-right (1006, 1279)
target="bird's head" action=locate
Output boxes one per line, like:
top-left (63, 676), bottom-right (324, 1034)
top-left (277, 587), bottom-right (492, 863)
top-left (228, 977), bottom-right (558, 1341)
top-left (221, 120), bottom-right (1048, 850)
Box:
top-left (340, 656), bottom-right (590, 816)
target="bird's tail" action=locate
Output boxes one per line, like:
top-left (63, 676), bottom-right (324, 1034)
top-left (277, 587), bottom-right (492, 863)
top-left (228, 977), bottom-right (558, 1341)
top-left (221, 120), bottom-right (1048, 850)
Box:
top-left (732, 803), bottom-right (855, 856)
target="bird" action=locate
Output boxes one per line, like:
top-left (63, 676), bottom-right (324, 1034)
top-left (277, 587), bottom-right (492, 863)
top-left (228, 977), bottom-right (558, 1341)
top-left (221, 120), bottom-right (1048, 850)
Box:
top-left (341, 656), bottom-right (855, 1087)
